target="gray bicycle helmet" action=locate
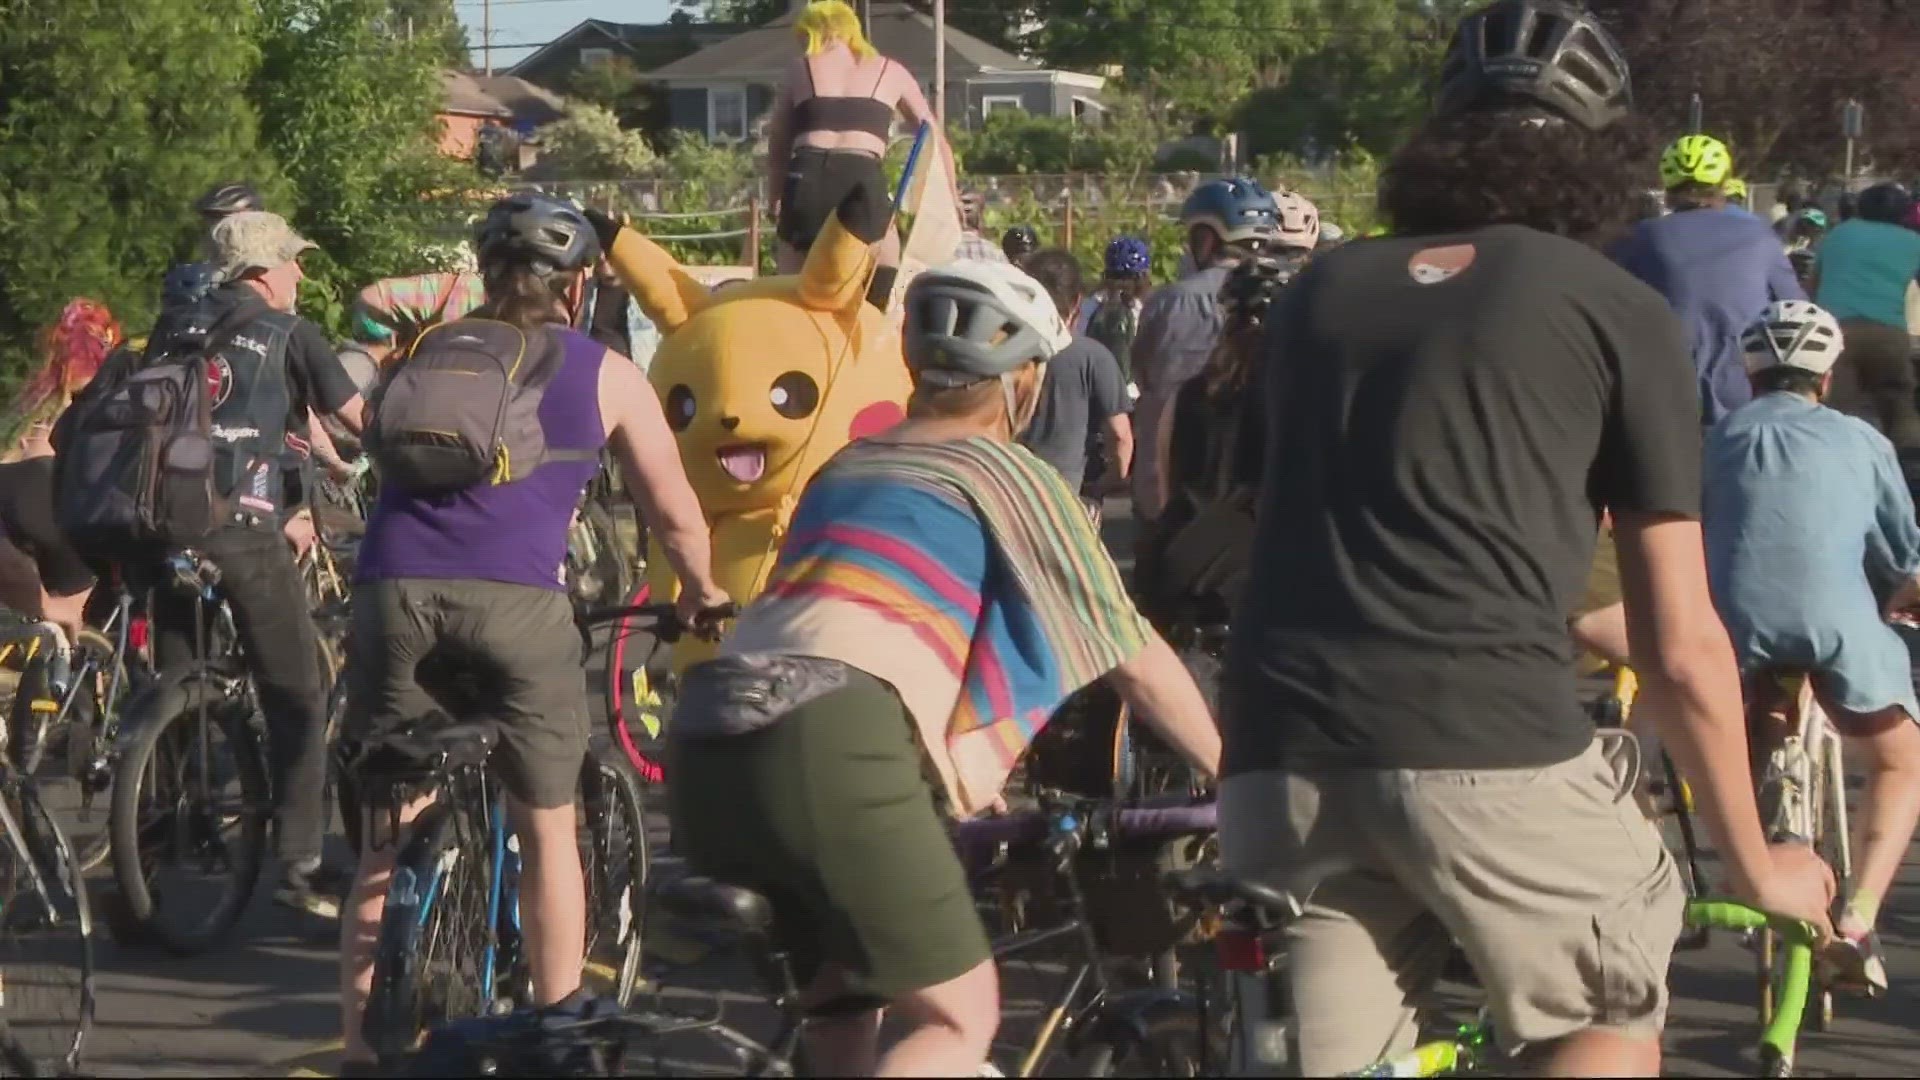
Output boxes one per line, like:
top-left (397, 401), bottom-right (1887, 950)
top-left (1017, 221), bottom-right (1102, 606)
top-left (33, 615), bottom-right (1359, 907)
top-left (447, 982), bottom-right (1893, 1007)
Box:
top-left (904, 260), bottom-right (1073, 388)
top-left (474, 192), bottom-right (602, 277)
top-left (1437, 0), bottom-right (1632, 132)
top-left (196, 182), bottom-right (265, 219)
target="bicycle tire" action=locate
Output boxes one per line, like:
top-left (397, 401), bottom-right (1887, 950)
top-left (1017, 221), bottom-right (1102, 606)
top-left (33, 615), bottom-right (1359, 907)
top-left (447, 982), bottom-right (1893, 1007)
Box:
top-left (105, 673), bottom-right (270, 955)
top-left (365, 797), bottom-right (494, 1068)
top-left (580, 753), bottom-right (647, 1005)
top-left (1075, 1009), bottom-right (1214, 1077)
top-left (1, 780), bottom-right (95, 1076)
top-left (603, 584), bottom-right (668, 784)
top-left (568, 500), bottom-right (633, 612)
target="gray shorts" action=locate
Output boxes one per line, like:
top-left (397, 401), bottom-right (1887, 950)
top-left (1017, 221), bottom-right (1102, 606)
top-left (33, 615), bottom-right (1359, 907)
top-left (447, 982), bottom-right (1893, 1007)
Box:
top-left (1220, 735), bottom-right (1685, 1072)
top-left (346, 578), bottom-right (589, 809)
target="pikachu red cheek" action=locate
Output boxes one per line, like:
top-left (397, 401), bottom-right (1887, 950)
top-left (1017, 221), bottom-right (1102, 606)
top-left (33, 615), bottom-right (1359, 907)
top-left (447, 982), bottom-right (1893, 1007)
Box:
top-left (849, 401), bottom-right (906, 440)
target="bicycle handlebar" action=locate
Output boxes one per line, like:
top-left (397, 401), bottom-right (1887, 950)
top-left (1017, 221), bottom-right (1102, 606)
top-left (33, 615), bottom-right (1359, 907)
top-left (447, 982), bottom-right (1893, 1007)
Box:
top-left (953, 800), bottom-right (1217, 852)
top-left (1685, 898), bottom-right (1815, 1064)
top-left (574, 602), bottom-right (737, 644)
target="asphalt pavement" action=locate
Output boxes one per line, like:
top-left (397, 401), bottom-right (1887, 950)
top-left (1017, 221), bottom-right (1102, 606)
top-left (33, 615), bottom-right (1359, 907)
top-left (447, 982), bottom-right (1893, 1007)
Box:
top-left (51, 498), bottom-right (1920, 1076)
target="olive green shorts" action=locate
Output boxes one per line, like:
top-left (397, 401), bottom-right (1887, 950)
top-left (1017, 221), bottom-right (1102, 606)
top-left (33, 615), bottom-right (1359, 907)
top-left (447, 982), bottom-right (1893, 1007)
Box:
top-left (667, 666), bottom-right (990, 999)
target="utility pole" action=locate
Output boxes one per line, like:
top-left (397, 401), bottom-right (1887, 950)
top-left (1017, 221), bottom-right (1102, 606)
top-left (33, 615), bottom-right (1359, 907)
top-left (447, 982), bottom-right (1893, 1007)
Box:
top-left (483, 0), bottom-right (493, 77)
top-left (1687, 92), bottom-right (1702, 133)
top-left (934, 0), bottom-right (946, 126)
top-left (858, 0), bottom-right (872, 36)
top-left (1842, 98), bottom-right (1864, 185)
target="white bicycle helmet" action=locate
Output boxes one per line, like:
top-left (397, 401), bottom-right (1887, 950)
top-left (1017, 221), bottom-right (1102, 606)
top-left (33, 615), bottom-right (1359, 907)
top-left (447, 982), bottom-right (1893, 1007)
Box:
top-left (904, 260), bottom-right (1073, 388)
top-left (1274, 191), bottom-right (1321, 251)
top-left (1742, 300), bottom-right (1845, 375)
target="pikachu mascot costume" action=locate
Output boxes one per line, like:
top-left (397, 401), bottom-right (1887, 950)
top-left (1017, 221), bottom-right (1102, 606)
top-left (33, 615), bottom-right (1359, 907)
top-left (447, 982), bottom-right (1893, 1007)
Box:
top-left (603, 193), bottom-right (912, 669)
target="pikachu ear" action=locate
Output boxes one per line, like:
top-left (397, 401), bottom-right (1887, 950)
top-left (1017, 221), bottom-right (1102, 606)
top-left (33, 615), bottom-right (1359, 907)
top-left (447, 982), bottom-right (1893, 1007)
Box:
top-left (606, 227), bottom-right (712, 332)
top-left (797, 198), bottom-right (880, 317)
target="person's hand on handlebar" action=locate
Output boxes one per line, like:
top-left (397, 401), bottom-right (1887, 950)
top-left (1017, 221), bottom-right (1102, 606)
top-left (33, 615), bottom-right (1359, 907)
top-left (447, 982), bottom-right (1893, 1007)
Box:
top-left (1744, 841), bottom-right (1837, 943)
top-left (674, 581), bottom-right (735, 640)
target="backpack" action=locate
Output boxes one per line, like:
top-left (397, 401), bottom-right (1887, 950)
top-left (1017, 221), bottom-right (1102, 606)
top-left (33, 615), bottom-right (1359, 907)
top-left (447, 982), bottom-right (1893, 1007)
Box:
top-left (1086, 294), bottom-right (1139, 383)
top-left (366, 318), bottom-right (594, 496)
top-left (52, 295), bottom-right (268, 562)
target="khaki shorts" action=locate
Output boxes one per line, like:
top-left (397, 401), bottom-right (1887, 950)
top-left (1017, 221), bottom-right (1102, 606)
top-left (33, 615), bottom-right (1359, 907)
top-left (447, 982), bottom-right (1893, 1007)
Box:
top-left (1219, 736), bottom-right (1685, 1073)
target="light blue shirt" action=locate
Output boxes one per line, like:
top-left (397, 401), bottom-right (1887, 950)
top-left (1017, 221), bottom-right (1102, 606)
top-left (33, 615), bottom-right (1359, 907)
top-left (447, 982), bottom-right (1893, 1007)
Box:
top-left (1815, 219), bottom-right (1920, 329)
top-left (1704, 392), bottom-right (1920, 718)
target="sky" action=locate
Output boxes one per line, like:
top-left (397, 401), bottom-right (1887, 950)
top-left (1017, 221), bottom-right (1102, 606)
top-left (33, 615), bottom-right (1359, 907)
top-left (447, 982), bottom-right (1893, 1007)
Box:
top-left (454, 0), bottom-right (677, 71)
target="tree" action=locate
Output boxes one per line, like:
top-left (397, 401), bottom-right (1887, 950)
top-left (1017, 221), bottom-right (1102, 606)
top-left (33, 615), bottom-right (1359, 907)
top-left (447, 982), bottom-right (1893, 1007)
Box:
top-left (566, 56), bottom-right (652, 125)
top-left (672, 0), bottom-right (788, 24)
top-left (387, 0), bottom-right (471, 68)
top-left (253, 0), bottom-right (473, 335)
top-left (0, 0), bottom-right (277, 370)
top-left (1587, 0), bottom-right (1920, 179)
top-left (529, 105), bottom-right (659, 180)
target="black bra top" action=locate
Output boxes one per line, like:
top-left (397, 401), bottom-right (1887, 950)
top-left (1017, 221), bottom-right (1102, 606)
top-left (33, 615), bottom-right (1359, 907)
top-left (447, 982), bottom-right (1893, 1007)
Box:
top-left (792, 56), bottom-right (896, 140)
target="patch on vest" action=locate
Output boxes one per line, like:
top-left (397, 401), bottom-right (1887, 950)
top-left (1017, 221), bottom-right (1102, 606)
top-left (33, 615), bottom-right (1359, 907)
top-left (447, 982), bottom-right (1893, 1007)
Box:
top-left (1408, 244), bottom-right (1476, 285)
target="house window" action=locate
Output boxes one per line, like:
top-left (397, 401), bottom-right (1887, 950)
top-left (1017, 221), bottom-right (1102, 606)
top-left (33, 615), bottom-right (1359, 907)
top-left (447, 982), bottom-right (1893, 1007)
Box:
top-left (710, 86), bottom-right (749, 143)
top-left (982, 95), bottom-right (1026, 119)
top-left (580, 47), bottom-right (613, 67)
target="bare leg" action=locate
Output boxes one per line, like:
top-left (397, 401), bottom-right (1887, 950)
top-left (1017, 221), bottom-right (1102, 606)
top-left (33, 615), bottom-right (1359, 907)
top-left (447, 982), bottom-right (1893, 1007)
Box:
top-left (1533, 1028), bottom-right (1661, 1077)
top-left (341, 794), bottom-right (435, 1066)
top-left (1830, 705), bottom-right (1920, 925)
top-left (509, 797), bottom-right (588, 1005)
top-left (876, 958), bottom-right (998, 1077)
top-left (798, 966), bottom-right (883, 1076)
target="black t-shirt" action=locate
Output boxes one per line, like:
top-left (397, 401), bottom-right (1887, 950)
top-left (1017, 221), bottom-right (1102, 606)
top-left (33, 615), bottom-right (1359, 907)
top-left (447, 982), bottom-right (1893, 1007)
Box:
top-left (0, 457), bottom-right (94, 596)
top-left (1224, 224), bottom-right (1701, 774)
top-left (1020, 335), bottom-right (1129, 491)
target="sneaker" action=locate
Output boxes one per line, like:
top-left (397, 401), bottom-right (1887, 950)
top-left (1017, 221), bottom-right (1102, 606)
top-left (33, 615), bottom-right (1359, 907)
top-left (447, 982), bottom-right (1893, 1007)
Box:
top-left (1822, 925), bottom-right (1890, 999)
top-left (273, 858), bottom-right (350, 920)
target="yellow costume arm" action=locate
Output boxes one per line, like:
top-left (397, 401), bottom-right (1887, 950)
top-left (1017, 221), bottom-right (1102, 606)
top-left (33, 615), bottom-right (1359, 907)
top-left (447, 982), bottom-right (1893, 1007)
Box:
top-left (797, 210), bottom-right (876, 316)
top-left (605, 227), bottom-right (712, 333)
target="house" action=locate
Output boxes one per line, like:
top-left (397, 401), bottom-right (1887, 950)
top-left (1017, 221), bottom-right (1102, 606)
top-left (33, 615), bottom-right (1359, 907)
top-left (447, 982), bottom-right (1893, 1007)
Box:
top-left (642, 2), bottom-right (1106, 143)
top-left (472, 75), bottom-right (570, 137)
top-left (504, 15), bottom-right (746, 91)
top-left (439, 70), bottom-right (513, 159)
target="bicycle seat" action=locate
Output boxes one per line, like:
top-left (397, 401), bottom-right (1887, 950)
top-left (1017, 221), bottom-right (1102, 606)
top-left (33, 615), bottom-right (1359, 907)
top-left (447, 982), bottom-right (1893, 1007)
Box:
top-left (370, 722), bottom-right (499, 772)
top-left (1163, 867), bottom-right (1302, 925)
top-left (656, 876), bottom-right (775, 939)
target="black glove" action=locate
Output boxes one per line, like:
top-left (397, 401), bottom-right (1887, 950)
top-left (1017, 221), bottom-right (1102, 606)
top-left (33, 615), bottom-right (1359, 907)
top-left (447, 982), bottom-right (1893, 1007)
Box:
top-left (582, 207), bottom-right (624, 253)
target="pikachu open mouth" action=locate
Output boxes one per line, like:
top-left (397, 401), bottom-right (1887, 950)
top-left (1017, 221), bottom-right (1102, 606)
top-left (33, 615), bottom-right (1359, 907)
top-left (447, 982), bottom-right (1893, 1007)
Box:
top-left (716, 443), bottom-right (768, 483)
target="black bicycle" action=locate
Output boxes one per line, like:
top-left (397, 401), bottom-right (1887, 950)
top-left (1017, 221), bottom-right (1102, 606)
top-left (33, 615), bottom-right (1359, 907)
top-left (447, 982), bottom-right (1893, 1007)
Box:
top-left (104, 551), bottom-right (272, 954)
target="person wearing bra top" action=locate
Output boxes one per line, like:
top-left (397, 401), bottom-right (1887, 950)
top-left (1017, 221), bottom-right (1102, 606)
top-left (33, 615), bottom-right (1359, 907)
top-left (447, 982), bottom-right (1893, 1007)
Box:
top-left (767, 1), bottom-right (947, 303)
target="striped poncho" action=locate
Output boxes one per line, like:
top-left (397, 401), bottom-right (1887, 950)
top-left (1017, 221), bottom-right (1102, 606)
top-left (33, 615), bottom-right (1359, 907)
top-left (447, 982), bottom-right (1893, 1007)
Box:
top-left (720, 434), bottom-right (1152, 816)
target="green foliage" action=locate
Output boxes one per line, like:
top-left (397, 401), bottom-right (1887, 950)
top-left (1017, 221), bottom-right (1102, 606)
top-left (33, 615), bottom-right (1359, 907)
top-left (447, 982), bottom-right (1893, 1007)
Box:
top-left (949, 94), bottom-right (1176, 175)
top-left (529, 104), bottom-right (661, 181)
top-left (386, 0), bottom-right (469, 67)
top-left (254, 0), bottom-right (473, 336)
top-left (0, 0), bottom-right (278, 372)
top-left (565, 57), bottom-right (652, 124)
top-left (671, 0), bottom-right (787, 23)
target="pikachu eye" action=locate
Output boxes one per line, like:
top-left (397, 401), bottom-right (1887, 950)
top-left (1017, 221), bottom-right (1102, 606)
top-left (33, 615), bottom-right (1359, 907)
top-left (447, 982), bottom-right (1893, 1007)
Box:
top-left (666, 385), bottom-right (696, 431)
top-left (769, 371), bottom-right (820, 420)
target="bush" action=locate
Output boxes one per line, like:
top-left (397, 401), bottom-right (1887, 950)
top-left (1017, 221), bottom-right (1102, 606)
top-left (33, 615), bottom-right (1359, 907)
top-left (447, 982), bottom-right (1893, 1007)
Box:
top-left (529, 104), bottom-right (659, 181)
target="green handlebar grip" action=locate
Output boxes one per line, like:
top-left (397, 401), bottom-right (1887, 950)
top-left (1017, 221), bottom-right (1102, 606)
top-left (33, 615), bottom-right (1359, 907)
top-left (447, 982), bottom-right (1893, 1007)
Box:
top-left (1684, 899), bottom-right (1817, 943)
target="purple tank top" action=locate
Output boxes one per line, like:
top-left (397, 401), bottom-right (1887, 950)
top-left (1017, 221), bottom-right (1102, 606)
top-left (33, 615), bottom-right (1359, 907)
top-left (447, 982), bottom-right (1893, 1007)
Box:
top-left (357, 326), bottom-right (606, 590)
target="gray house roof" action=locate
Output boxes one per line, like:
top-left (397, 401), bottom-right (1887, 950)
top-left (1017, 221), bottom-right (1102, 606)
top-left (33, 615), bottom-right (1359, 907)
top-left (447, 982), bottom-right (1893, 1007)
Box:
top-left (442, 70), bottom-right (512, 118)
top-left (646, 2), bottom-right (1041, 83)
top-left (503, 17), bottom-right (746, 79)
top-left (471, 75), bottom-right (569, 129)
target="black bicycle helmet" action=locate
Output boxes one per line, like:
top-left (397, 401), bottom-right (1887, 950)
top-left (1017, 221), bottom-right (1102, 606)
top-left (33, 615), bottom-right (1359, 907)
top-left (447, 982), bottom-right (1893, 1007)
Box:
top-left (474, 192), bottom-right (602, 277)
top-left (1001, 225), bottom-right (1040, 263)
top-left (1856, 182), bottom-right (1913, 225)
top-left (1436, 0), bottom-right (1632, 132)
top-left (904, 260), bottom-right (1073, 388)
top-left (195, 182), bottom-right (265, 219)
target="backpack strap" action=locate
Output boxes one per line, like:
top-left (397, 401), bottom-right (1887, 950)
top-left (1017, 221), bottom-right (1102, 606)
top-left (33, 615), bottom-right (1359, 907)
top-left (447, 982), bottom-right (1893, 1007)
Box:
top-left (529, 325), bottom-right (601, 466)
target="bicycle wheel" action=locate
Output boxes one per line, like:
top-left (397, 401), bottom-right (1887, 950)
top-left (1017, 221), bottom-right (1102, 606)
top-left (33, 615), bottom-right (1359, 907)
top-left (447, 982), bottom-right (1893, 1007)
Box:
top-left (603, 584), bottom-right (668, 784)
top-left (365, 797), bottom-right (494, 1068)
top-left (105, 673), bottom-right (270, 954)
top-left (579, 753), bottom-right (647, 1005)
top-left (0, 779), bottom-right (95, 1075)
top-left (567, 500), bottom-right (633, 612)
top-left (1074, 1010), bottom-right (1215, 1077)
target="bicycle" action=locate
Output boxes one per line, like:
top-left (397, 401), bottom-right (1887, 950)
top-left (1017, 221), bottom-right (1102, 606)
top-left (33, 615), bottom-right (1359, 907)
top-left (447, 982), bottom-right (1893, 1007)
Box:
top-left (104, 550), bottom-right (272, 954)
top-left (598, 585), bottom-right (670, 784)
top-left (359, 600), bottom-right (669, 1067)
top-left (401, 795), bottom-right (1224, 1078)
top-left (0, 733), bottom-right (97, 1074)
top-left (566, 459), bottom-right (635, 613)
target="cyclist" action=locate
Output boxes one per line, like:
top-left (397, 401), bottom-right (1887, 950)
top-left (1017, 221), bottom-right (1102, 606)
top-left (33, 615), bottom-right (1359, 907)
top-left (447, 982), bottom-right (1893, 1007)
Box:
top-left (1218, 3), bottom-right (1833, 1075)
top-left (0, 299), bottom-right (122, 640)
top-left (1271, 190), bottom-right (1322, 272)
top-left (1808, 182), bottom-right (1920, 464)
top-left (194, 181), bottom-right (265, 229)
top-left (1000, 224), bottom-right (1040, 268)
top-left (1018, 248), bottom-right (1133, 523)
top-left (668, 259), bottom-right (1219, 1076)
top-left (1612, 133), bottom-right (1804, 425)
top-left (336, 194), bottom-right (729, 1077)
top-left (1724, 177), bottom-right (1750, 209)
top-left (146, 212), bottom-right (371, 915)
top-left (1704, 299), bottom-right (1920, 999)
top-left (1131, 176), bottom-right (1277, 529)
top-left (1076, 236), bottom-right (1152, 385)
top-left (954, 191), bottom-right (1008, 263)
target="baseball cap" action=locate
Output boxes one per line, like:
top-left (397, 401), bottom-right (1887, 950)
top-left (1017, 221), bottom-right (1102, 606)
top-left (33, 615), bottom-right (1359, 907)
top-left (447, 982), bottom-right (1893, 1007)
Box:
top-left (209, 211), bottom-right (316, 279)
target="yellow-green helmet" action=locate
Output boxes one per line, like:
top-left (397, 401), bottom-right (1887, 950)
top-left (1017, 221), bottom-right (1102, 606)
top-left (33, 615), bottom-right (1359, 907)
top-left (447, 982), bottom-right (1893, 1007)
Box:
top-left (1724, 177), bottom-right (1748, 201)
top-left (1660, 135), bottom-right (1734, 189)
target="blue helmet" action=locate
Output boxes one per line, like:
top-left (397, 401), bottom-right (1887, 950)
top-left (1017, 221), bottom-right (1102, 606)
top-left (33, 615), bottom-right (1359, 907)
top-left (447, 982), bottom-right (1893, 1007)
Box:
top-left (1104, 236), bottom-right (1152, 277)
top-left (1180, 178), bottom-right (1278, 245)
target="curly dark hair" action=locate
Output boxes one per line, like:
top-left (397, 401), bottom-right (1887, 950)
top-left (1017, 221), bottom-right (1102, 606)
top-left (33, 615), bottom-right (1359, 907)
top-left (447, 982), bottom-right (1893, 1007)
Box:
top-left (1379, 109), bottom-right (1658, 249)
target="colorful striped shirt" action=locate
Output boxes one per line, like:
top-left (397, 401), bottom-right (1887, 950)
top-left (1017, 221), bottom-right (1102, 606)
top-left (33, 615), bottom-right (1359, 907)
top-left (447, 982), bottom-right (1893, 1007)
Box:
top-left (721, 435), bottom-right (1151, 816)
top-left (351, 271), bottom-right (487, 349)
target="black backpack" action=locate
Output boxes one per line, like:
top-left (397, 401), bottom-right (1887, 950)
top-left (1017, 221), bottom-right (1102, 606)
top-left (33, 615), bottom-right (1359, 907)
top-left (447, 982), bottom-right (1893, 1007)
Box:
top-left (366, 318), bottom-right (594, 496)
top-left (53, 294), bottom-right (290, 561)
